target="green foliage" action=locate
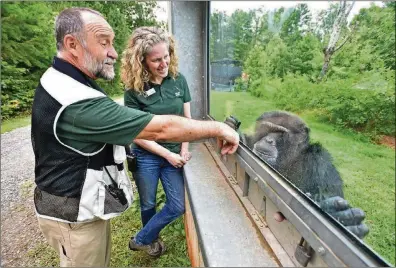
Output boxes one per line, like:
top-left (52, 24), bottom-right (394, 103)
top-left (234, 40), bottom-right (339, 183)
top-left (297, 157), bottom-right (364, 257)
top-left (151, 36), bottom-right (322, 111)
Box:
top-left (230, 2), bottom-right (395, 138)
top-left (280, 3), bottom-right (312, 44)
top-left (1, 61), bottom-right (36, 119)
top-left (330, 4), bottom-right (395, 79)
top-left (1, 2), bottom-right (55, 68)
top-left (233, 77), bottom-right (247, 92)
top-left (273, 73), bottom-right (395, 136)
top-left (1, 1), bottom-right (161, 119)
top-left (1, 2), bottom-right (55, 119)
top-left (228, 10), bottom-right (256, 62)
top-left (353, 4), bottom-right (395, 70)
top-left (210, 9), bottom-right (259, 62)
top-left (284, 33), bottom-right (323, 77)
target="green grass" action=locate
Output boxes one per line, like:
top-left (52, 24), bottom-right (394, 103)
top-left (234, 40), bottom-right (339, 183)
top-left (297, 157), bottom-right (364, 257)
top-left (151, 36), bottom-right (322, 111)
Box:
top-left (0, 94), bottom-right (124, 134)
top-left (27, 243), bottom-right (58, 267)
top-left (1, 115), bottom-right (31, 134)
top-left (27, 183), bottom-right (190, 267)
top-left (210, 91), bottom-right (395, 265)
top-left (210, 90), bottom-right (278, 134)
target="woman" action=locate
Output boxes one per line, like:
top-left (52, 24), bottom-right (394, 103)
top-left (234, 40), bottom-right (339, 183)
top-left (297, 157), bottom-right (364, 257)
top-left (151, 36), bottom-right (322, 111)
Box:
top-left (121, 26), bottom-right (192, 257)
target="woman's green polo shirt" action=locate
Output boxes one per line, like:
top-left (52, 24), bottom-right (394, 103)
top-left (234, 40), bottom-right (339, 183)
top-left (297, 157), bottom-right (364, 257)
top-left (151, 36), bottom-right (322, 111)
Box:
top-left (124, 73), bottom-right (191, 153)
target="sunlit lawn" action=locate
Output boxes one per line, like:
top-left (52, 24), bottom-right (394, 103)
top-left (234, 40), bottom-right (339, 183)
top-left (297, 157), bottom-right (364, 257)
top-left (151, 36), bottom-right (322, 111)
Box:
top-left (210, 90), bottom-right (395, 265)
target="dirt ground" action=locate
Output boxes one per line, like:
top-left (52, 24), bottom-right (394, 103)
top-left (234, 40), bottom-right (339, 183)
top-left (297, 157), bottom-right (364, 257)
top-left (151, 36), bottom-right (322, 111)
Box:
top-left (379, 135), bottom-right (395, 150)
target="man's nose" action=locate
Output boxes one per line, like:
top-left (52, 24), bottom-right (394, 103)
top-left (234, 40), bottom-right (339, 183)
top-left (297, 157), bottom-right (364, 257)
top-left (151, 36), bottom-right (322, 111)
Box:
top-left (108, 46), bottom-right (118, 60)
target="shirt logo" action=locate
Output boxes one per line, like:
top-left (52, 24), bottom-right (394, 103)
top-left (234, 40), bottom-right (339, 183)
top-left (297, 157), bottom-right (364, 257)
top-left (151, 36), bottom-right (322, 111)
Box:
top-left (175, 92), bottom-right (180, 97)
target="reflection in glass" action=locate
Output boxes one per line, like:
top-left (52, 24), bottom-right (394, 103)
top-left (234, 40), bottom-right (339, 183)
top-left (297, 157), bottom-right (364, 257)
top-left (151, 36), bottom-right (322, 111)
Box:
top-left (209, 1), bottom-right (395, 264)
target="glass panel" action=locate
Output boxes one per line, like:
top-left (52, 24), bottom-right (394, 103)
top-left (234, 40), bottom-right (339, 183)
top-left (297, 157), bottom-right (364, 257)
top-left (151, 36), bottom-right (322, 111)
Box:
top-left (209, 1), bottom-right (395, 264)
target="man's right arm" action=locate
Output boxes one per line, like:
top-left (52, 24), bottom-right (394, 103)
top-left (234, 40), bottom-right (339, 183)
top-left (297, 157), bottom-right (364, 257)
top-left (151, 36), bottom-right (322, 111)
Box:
top-left (137, 115), bottom-right (240, 155)
top-left (57, 97), bottom-right (239, 155)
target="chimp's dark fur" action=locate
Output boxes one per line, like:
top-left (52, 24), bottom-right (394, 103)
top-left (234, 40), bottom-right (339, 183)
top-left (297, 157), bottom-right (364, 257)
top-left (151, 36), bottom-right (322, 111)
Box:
top-left (247, 111), bottom-right (344, 201)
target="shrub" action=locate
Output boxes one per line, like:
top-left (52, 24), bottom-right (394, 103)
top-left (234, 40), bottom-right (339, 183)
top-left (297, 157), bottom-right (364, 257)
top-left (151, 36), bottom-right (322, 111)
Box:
top-left (270, 73), bottom-right (395, 136)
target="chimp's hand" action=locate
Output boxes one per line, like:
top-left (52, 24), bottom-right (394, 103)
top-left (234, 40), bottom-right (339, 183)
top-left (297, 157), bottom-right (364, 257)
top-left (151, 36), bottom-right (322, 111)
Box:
top-left (320, 196), bottom-right (369, 239)
top-left (224, 115), bottom-right (241, 130)
top-left (224, 115), bottom-right (247, 144)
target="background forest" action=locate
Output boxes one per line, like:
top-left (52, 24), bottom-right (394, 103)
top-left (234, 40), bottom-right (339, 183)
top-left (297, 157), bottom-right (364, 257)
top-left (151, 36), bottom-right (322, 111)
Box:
top-left (210, 1), bottom-right (395, 139)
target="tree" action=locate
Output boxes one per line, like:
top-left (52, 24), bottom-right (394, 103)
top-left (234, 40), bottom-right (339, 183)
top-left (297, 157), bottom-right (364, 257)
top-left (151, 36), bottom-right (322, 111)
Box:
top-left (1, 2), bottom-right (55, 118)
top-left (227, 9), bottom-right (256, 62)
top-left (330, 3), bottom-right (395, 79)
top-left (280, 3), bottom-right (312, 44)
top-left (353, 3), bottom-right (395, 70)
top-left (210, 11), bottom-right (229, 61)
top-left (314, 3), bottom-right (340, 41)
top-left (287, 33), bottom-right (323, 78)
top-left (319, 0), bottom-right (355, 80)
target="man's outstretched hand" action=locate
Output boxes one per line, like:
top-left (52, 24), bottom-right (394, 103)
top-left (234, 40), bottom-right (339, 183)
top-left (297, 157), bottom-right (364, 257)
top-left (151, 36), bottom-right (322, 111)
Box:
top-left (217, 122), bottom-right (240, 155)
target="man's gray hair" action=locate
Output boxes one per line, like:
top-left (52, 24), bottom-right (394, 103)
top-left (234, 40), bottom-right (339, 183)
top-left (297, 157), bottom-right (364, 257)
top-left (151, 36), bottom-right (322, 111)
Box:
top-left (55, 7), bottom-right (103, 51)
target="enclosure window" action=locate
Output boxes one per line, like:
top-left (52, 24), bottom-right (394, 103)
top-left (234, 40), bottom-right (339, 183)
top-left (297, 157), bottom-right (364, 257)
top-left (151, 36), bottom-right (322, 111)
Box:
top-left (209, 1), bottom-right (395, 265)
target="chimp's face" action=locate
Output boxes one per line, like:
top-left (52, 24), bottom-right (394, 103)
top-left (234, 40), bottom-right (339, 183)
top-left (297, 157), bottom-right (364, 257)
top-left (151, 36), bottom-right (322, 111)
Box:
top-left (253, 132), bottom-right (283, 167)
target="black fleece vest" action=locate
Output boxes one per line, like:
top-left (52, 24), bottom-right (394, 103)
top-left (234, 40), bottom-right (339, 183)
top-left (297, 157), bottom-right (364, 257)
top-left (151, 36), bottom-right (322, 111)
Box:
top-left (31, 67), bottom-right (134, 223)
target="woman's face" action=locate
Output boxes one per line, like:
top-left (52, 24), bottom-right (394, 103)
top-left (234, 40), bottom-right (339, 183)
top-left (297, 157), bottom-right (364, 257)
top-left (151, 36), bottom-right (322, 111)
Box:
top-left (144, 42), bottom-right (170, 82)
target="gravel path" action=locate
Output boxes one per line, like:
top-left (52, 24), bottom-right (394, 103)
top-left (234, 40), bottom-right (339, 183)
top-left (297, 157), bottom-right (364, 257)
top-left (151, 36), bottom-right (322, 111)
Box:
top-left (1, 126), bottom-right (35, 215)
top-left (1, 126), bottom-right (42, 267)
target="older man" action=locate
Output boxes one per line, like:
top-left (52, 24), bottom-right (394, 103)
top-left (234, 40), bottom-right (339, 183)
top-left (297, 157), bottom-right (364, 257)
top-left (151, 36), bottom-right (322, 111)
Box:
top-left (31, 7), bottom-right (238, 267)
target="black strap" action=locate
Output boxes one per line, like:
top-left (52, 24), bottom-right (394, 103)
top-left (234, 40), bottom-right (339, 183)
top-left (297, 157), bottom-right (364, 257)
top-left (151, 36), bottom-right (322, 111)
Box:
top-left (104, 166), bottom-right (117, 187)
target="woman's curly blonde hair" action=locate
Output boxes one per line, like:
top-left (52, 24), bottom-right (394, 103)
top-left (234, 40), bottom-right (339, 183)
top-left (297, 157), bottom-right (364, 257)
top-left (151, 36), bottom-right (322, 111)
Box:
top-left (121, 26), bottom-right (179, 93)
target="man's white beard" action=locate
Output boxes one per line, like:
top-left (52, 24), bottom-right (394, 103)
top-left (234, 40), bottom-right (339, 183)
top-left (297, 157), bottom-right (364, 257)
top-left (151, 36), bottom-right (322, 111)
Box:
top-left (84, 50), bottom-right (115, 80)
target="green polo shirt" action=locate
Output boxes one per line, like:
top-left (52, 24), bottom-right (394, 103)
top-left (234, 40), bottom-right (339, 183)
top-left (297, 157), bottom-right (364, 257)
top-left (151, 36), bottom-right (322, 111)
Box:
top-left (47, 57), bottom-right (154, 154)
top-left (124, 73), bottom-right (191, 153)
top-left (56, 97), bottom-right (154, 153)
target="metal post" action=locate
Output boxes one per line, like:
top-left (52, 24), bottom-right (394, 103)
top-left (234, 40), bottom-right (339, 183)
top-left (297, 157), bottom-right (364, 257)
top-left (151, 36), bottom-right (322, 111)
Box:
top-left (169, 1), bottom-right (209, 119)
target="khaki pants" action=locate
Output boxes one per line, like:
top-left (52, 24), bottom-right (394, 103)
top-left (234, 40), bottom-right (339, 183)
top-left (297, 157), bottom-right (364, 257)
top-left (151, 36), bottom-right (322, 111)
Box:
top-left (37, 217), bottom-right (111, 267)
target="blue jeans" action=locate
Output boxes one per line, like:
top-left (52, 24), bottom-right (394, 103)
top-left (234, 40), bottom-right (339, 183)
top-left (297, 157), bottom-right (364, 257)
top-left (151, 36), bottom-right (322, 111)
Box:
top-left (132, 147), bottom-right (185, 246)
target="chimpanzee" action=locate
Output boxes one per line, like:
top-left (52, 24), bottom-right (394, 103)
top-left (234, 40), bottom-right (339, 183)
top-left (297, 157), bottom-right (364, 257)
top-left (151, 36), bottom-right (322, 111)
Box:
top-left (225, 111), bottom-right (369, 239)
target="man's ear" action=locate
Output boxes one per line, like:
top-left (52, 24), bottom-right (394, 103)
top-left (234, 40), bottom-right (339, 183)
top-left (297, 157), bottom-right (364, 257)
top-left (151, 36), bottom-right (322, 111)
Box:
top-left (63, 34), bottom-right (81, 57)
